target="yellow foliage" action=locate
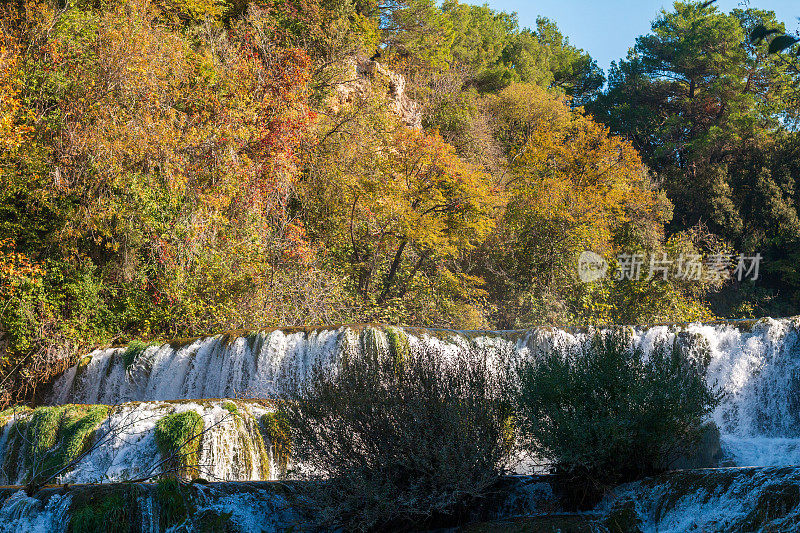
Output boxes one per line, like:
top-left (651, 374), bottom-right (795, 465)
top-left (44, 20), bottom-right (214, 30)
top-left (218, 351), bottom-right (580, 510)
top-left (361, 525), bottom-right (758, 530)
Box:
top-left (494, 83), bottom-right (669, 259)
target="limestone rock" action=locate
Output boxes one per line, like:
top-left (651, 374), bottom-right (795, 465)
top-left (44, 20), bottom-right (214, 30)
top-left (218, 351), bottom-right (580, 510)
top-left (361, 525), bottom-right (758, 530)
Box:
top-left (331, 56), bottom-right (422, 129)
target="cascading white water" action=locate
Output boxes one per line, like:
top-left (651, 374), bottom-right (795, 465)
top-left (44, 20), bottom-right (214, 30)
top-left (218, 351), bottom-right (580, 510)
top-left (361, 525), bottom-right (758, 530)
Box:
top-left (50, 328), bottom-right (350, 405)
top-left (627, 317), bottom-right (800, 466)
top-left (0, 491), bottom-right (71, 533)
top-left (0, 400), bottom-right (276, 484)
top-left (5, 318), bottom-right (800, 532)
top-left (47, 318), bottom-right (800, 469)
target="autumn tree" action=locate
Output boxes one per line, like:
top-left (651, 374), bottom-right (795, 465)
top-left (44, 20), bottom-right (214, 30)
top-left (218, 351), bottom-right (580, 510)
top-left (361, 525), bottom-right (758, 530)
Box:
top-left (0, 0), bottom-right (351, 404)
top-left (303, 92), bottom-right (500, 326)
top-left (477, 83), bottom-right (712, 326)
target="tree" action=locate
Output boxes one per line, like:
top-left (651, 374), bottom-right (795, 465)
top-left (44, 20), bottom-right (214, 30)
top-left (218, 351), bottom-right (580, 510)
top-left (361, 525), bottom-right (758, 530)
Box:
top-left (588, 2), bottom-right (800, 316)
top-left (303, 95), bottom-right (500, 325)
top-left (0, 0), bottom-right (349, 405)
top-left (476, 83), bottom-right (707, 327)
top-left (513, 331), bottom-right (719, 509)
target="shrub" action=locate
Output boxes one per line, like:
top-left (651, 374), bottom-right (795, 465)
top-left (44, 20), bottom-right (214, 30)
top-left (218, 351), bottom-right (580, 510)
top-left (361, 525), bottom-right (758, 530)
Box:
top-left (278, 345), bottom-right (513, 531)
top-left (512, 331), bottom-right (720, 509)
top-left (154, 411), bottom-right (204, 480)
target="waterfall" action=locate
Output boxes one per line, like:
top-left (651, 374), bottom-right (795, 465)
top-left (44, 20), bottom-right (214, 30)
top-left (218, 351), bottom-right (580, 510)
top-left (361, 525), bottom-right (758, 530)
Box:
top-left (627, 318), bottom-right (800, 466)
top-left (5, 318), bottom-right (800, 531)
top-left (46, 319), bottom-right (800, 469)
top-left (0, 491), bottom-right (71, 533)
top-left (0, 400), bottom-right (275, 484)
top-left (0, 482), bottom-right (299, 533)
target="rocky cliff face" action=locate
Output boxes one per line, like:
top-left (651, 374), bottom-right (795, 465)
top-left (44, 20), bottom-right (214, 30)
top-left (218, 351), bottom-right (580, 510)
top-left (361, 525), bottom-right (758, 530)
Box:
top-left (331, 56), bottom-right (422, 129)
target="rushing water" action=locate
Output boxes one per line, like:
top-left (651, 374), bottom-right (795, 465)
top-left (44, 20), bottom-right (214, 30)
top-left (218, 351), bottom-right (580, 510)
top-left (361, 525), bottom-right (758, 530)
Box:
top-left (0, 400), bottom-right (276, 484)
top-left (48, 318), bottom-right (800, 469)
top-left (5, 318), bottom-right (800, 531)
top-left (0, 482), bottom-right (299, 533)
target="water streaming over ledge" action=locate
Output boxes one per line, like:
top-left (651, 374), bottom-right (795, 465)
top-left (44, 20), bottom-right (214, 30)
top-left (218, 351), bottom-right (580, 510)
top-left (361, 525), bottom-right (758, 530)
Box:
top-left (0, 399), bottom-right (280, 484)
top-left (47, 317), bottom-right (800, 469)
top-left (5, 318), bottom-right (800, 531)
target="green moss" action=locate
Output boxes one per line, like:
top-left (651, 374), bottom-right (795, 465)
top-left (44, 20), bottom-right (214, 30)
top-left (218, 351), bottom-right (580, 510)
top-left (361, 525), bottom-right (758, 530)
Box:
top-left (195, 509), bottom-right (234, 533)
top-left (155, 410), bottom-right (204, 480)
top-left (122, 341), bottom-right (153, 369)
top-left (26, 406), bottom-right (62, 458)
top-left (2, 417), bottom-right (28, 483)
top-left (152, 478), bottom-right (233, 531)
top-left (386, 326), bottom-right (410, 372)
top-left (0, 405), bottom-right (30, 425)
top-left (604, 500), bottom-right (643, 533)
top-left (462, 515), bottom-right (601, 532)
top-left (69, 486), bottom-right (138, 533)
top-left (75, 355), bottom-right (93, 376)
top-left (155, 478), bottom-right (191, 528)
top-left (222, 401), bottom-right (238, 416)
top-left (19, 404), bottom-right (109, 484)
top-left (260, 412), bottom-right (291, 475)
top-left (167, 337), bottom-right (201, 350)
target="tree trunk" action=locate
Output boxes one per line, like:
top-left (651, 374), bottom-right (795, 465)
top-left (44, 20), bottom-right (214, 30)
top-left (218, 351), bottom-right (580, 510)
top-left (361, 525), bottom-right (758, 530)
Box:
top-left (378, 239), bottom-right (407, 304)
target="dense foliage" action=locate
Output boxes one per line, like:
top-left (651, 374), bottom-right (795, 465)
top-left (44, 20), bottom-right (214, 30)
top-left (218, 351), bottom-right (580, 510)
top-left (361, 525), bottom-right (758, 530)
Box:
top-left (512, 332), bottom-right (719, 508)
top-left (0, 0), bottom-right (798, 405)
top-left (589, 2), bottom-right (800, 317)
top-left (277, 341), bottom-right (512, 531)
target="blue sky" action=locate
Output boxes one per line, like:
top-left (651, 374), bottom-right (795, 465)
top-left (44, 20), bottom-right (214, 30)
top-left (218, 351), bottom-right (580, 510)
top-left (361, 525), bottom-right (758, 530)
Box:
top-left (467, 1), bottom-right (800, 73)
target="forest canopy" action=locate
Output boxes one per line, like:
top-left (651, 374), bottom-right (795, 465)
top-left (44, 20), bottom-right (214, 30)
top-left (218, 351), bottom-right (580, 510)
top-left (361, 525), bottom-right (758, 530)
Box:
top-left (0, 0), bottom-right (798, 405)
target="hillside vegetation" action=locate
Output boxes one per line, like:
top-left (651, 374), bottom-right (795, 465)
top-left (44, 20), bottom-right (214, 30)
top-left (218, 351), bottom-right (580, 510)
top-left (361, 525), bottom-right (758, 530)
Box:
top-left (0, 0), bottom-right (798, 405)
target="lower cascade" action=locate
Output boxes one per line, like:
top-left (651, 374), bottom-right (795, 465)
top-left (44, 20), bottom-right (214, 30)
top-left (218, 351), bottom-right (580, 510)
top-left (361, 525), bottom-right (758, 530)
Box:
top-left (0, 400), bottom-right (280, 484)
top-left (48, 317), bottom-right (800, 469)
top-left (6, 317), bottom-right (800, 531)
top-left (3, 468), bottom-right (800, 532)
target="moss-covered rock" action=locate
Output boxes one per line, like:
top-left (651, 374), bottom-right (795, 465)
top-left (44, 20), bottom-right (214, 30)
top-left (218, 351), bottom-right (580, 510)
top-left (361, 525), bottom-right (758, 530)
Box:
top-left (1, 404), bottom-right (109, 485)
top-left (154, 410), bottom-right (204, 480)
top-left (261, 412), bottom-right (291, 476)
top-left (386, 326), bottom-right (410, 371)
top-left (69, 484), bottom-right (140, 533)
top-left (461, 514), bottom-right (602, 532)
top-left (121, 341), bottom-right (154, 369)
top-left (155, 478), bottom-right (191, 528)
top-left (221, 401), bottom-right (238, 416)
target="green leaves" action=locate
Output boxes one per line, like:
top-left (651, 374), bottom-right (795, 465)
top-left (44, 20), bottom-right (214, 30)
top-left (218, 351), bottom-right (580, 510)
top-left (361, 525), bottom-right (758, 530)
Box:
top-left (513, 332), bottom-right (719, 507)
top-left (749, 25), bottom-right (781, 44)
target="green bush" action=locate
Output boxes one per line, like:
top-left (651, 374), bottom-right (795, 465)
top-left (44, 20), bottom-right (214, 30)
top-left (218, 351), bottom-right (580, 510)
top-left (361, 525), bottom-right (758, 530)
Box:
top-left (512, 331), bottom-right (720, 509)
top-left (154, 411), bottom-right (204, 480)
top-left (279, 345), bottom-right (512, 531)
